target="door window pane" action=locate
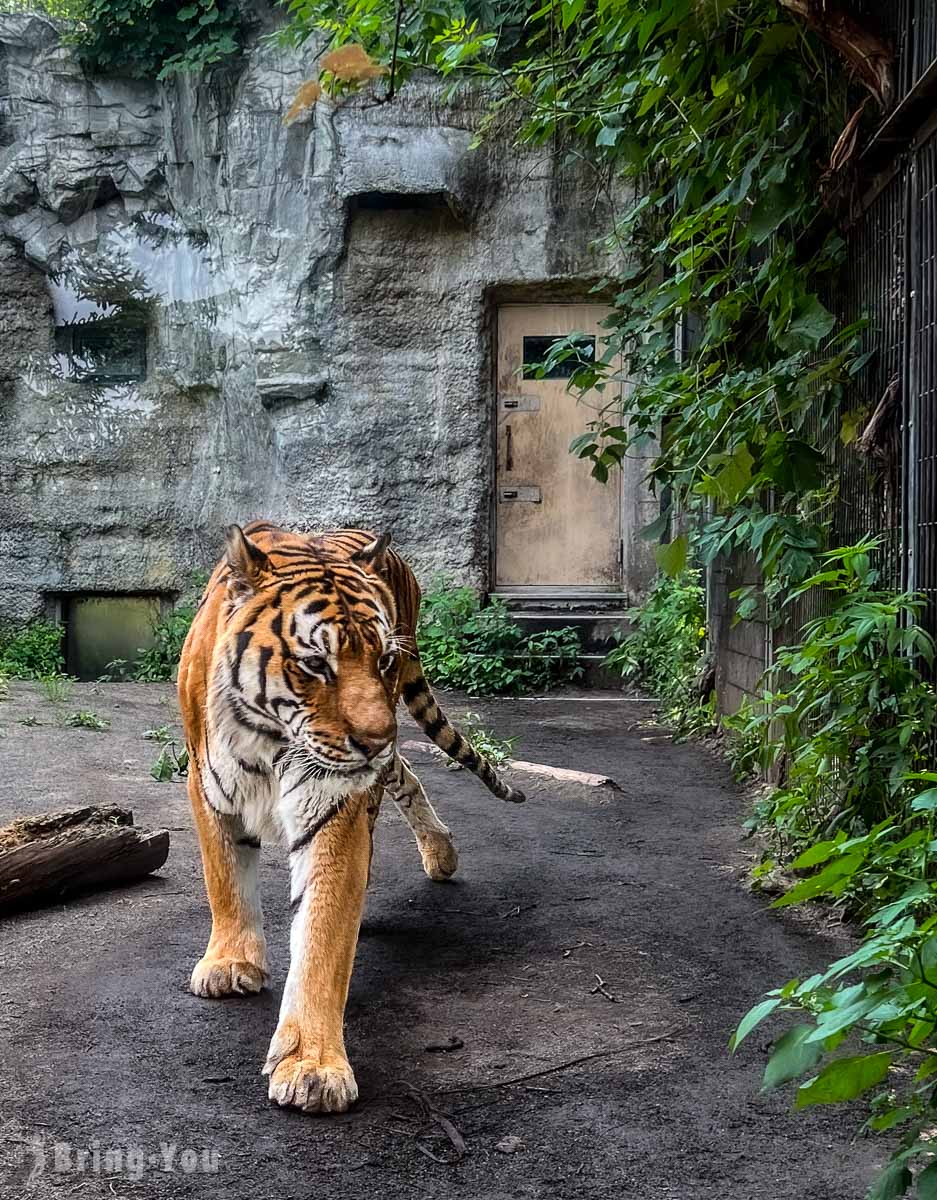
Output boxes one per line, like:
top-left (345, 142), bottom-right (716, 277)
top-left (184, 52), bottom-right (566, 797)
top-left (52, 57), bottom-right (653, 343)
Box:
top-left (522, 334), bottom-right (596, 379)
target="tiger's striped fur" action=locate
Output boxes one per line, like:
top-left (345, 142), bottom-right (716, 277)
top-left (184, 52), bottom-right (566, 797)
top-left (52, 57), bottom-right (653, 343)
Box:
top-left (178, 521), bottom-right (523, 1115)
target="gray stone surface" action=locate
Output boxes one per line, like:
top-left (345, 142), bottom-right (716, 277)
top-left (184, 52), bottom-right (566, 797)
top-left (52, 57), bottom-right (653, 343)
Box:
top-left (0, 9), bottom-right (649, 623)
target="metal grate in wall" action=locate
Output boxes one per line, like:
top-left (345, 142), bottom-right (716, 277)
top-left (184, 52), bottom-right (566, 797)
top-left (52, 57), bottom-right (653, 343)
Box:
top-left (911, 0), bottom-right (937, 89)
top-left (779, 166), bottom-right (908, 654)
top-left (849, 0), bottom-right (935, 105)
top-left (911, 133), bottom-right (937, 636)
top-left (715, 6), bottom-right (937, 710)
top-left (832, 168), bottom-right (906, 580)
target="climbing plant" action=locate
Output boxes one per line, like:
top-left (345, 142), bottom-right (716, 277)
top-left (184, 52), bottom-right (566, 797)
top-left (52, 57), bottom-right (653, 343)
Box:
top-left (71, 0), bottom-right (241, 78)
top-left (604, 567), bottom-right (707, 733)
top-left (0, 1), bottom-right (86, 14)
top-left (281, 0), bottom-right (865, 592)
top-left (280, 1), bottom-right (937, 1191)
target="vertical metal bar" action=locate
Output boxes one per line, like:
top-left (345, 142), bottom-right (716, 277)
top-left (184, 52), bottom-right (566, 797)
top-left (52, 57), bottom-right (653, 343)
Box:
top-left (904, 151), bottom-right (917, 595)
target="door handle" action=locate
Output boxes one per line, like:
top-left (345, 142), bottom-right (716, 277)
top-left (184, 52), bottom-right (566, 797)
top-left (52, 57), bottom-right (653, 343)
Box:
top-left (506, 424), bottom-right (513, 472)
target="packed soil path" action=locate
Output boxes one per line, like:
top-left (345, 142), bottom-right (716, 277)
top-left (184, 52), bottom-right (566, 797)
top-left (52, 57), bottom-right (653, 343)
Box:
top-left (0, 683), bottom-right (881, 1199)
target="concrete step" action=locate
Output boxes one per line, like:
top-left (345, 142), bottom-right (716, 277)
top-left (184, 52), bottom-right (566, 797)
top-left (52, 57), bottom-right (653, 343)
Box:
top-left (508, 611), bottom-right (633, 655)
top-left (490, 593), bottom-right (633, 683)
top-left (575, 654), bottom-right (631, 689)
top-left (494, 590), bottom-right (629, 614)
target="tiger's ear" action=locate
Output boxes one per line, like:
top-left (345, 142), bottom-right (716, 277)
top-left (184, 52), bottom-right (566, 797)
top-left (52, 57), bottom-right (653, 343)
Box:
top-left (225, 525), bottom-right (270, 603)
top-left (351, 531), bottom-right (392, 574)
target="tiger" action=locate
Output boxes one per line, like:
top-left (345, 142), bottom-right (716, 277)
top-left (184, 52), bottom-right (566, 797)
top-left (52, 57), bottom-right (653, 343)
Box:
top-left (177, 520), bottom-right (525, 1115)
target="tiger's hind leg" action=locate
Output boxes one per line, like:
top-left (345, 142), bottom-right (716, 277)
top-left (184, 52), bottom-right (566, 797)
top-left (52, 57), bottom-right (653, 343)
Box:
top-left (387, 754), bottom-right (458, 881)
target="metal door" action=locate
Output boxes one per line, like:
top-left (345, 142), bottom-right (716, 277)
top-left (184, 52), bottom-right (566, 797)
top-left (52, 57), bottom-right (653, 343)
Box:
top-left (495, 304), bottom-right (623, 589)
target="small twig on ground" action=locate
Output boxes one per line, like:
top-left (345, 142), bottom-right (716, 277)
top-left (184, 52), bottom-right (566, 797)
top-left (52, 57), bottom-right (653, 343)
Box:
top-left (403, 1083), bottom-right (467, 1162)
top-left (424, 1037), bottom-right (464, 1054)
top-left (590, 973), bottom-right (619, 1003)
top-left (389, 1110), bottom-right (418, 1124)
top-left (437, 1031), bottom-right (679, 1095)
top-left (414, 1143), bottom-right (451, 1165)
top-left (499, 903), bottom-right (538, 919)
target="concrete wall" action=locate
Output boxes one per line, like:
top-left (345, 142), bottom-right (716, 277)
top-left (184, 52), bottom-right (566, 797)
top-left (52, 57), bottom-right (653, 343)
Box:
top-left (708, 555), bottom-right (770, 718)
top-left (0, 10), bottom-right (655, 623)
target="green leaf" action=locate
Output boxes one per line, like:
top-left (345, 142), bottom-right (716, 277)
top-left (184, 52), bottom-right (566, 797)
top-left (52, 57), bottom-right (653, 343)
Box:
top-left (915, 1057), bottom-right (937, 1082)
top-left (917, 1162), bottom-right (937, 1199)
top-left (804, 993), bottom-right (884, 1042)
top-left (772, 852), bottom-right (866, 908)
top-left (655, 535), bottom-right (688, 578)
top-left (840, 408), bottom-right (867, 446)
top-left (795, 1051), bottom-right (892, 1108)
top-left (637, 10), bottom-right (659, 50)
top-left (867, 1106), bottom-right (914, 1134)
top-left (790, 838), bottom-right (844, 870)
top-left (749, 182), bottom-right (800, 244)
top-left (596, 124), bottom-right (621, 147)
top-left (561, 0), bottom-right (584, 29)
top-left (150, 749), bottom-right (174, 782)
top-left (640, 511), bottom-right (671, 541)
top-left (713, 443), bottom-right (754, 504)
top-left (731, 996), bottom-right (781, 1051)
top-left (868, 883), bottom-right (931, 927)
top-left (911, 789), bottom-right (937, 812)
top-left (867, 1161), bottom-right (912, 1200)
top-left (787, 295), bottom-right (836, 346)
top-left (763, 1024), bottom-right (823, 1089)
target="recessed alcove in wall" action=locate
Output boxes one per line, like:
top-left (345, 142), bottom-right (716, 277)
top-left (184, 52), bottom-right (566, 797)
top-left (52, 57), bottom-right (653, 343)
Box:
top-left (350, 190), bottom-right (451, 212)
top-left (54, 319), bottom-right (147, 384)
top-left (52, 594), bottom-right (168, 680)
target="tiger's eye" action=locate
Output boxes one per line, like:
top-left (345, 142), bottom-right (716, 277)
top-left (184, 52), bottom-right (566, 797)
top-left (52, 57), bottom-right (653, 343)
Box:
top-left (298, 654), bottom-right (331, 679)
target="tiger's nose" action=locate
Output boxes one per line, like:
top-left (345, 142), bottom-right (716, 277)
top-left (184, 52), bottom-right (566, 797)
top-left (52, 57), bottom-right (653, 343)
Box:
top-left (349, 731), bottom-right (394, 761)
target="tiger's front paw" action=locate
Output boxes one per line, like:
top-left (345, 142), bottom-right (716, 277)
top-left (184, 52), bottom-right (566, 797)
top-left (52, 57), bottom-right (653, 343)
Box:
top-left (417, 830), bottom-right (458, 881)
top-left (263, 1021), bottom-right (358, 1114)
top-left (190, 955), bottom-right (267, 998)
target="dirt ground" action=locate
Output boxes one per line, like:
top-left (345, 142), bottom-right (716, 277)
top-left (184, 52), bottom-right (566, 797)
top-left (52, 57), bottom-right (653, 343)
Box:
top-left (0, 681), bottom-right (882, 1199)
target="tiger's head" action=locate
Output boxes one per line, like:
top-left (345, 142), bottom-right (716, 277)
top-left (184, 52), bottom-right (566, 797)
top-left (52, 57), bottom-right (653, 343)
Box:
top-left (216, 525), bottom-right (400, 788)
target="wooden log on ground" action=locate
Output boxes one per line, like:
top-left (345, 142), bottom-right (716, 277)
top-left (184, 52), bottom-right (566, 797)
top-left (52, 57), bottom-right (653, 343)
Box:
top-left (0, 804), bottom-right (170, 913)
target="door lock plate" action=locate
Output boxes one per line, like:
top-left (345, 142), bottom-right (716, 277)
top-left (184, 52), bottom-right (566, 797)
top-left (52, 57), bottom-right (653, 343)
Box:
top-left (501, 395), bottom-right (541, 412)
top-left (500, 486), bottom-right (542, 503)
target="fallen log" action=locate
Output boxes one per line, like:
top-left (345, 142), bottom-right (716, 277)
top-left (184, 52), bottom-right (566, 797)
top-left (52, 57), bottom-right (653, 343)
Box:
top-left (0, 805), bottom-right (170, 913)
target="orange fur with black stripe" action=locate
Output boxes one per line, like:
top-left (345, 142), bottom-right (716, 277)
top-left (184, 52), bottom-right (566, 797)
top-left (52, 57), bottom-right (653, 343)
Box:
top-left (177, 521), bottom-right (523, 1114)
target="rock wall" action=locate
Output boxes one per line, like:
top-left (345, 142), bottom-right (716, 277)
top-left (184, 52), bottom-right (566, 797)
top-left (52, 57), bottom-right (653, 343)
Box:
top-left (0, 9), bottom-right (647, 623)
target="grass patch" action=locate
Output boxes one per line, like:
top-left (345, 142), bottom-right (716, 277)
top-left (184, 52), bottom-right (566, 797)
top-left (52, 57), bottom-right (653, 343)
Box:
top-left (418, 580), bottom-right (581, 696)
top-left (64, 710), bottom-right (109, 731)
top-left (0, 620), bottom-right (65, 680)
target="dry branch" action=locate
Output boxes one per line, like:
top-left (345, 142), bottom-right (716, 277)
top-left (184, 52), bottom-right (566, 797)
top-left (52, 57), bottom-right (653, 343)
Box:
top-left (780, 0), bottom-right (894, 109)
top-left (857, 376), bottom-right (901, 461)
top-left (0, 805), bottom-right (170, 913)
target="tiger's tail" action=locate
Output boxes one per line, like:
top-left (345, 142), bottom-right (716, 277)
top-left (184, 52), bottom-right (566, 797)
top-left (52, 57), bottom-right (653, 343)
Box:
top-left (400, 671), bottom-right (525, 803)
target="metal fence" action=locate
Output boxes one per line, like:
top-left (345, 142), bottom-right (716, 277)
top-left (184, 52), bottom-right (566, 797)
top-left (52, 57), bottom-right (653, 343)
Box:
top-left (712, 6), bottom-right (937, 710)
top-left (910, 131), bottom-right (937, 633)
top-left (854, 0), bottom-right (937, 97)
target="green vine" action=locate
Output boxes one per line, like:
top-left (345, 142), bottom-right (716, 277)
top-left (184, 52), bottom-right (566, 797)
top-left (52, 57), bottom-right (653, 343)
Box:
top-left (281, 0), bottom-right (864, 593)
top-left (278, 1), bottom-right (937, 1190)
top-left (69, 0), bottom-right (241, 79)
